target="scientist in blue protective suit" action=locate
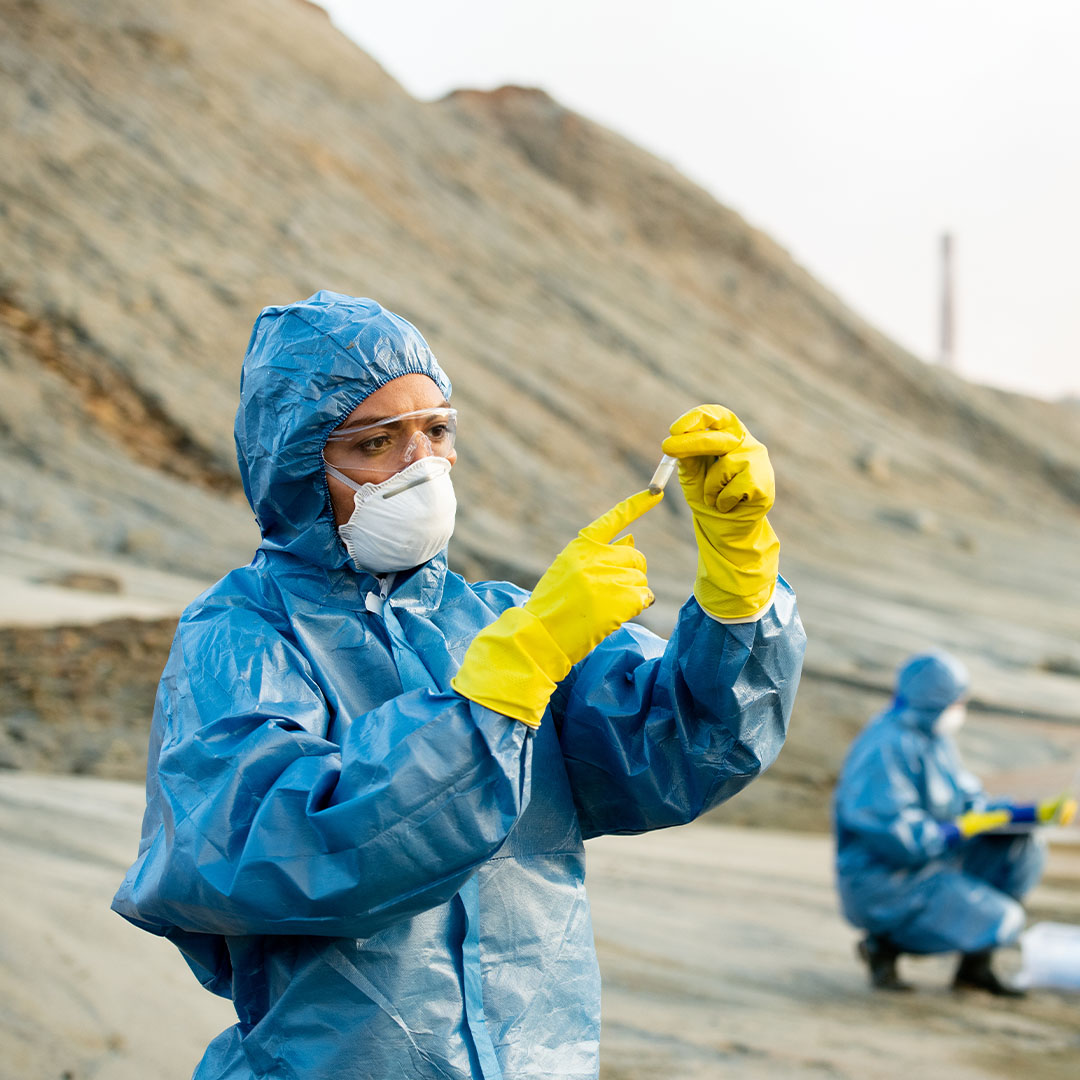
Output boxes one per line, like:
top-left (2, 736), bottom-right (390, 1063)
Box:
top-left (833, 650), bottom-right (1072, 997)
top-left (113, 290), bottom-right (806, 1080)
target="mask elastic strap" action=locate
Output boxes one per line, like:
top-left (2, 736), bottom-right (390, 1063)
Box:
top-left (325, 460), bottom-right (364, 494)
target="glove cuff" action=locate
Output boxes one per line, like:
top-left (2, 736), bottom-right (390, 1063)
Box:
top-left (695, 580), bottom-right (776, 622)
top-left (451, 606), bottom-right (572, 729)
top-left (940, 821), bottom-right (963, 848)
top-left (691, 517), bottom-right (780, 619)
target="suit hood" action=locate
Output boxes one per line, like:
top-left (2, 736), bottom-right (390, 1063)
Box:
top-left (234, 291), bottom-right (452, 570)
top-left (890, 650), bottom-right (970, 732)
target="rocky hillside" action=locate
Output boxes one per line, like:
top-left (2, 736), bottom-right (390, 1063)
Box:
top-left (2, 0), bottom-right (1079, 826)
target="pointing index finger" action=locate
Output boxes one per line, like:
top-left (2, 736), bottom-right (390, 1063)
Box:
top-left (580, 489), bottom-right (663, 544)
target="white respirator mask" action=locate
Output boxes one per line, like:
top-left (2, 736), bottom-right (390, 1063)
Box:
top-left (934, 702), bottom-right (968, 736)
top-left (329, 456), bottom-right (457, 574)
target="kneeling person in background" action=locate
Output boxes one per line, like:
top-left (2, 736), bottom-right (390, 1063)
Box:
top-left (833, 650), bottom-right (1072, 996)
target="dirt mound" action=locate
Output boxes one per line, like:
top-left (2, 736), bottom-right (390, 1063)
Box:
top-left (2, 0), bottom-right (1079, 820)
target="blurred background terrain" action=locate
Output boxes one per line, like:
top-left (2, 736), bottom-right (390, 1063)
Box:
top-left (1, 1), bottom-right (1079, 1076)
top-left (3, 0), bottom-right (1078, 822)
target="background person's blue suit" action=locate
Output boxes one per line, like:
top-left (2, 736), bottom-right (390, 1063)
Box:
top-left (112, 291), bottom-right (806, 1079)
top-left (833, 651), bottom-right (1045, 991)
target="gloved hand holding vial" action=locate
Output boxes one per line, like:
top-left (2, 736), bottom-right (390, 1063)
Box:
top-left (653, 404), bottom-right (780, 620)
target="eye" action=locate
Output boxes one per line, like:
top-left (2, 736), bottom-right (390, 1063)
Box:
top-left (427, 423), bottom-right (452, 441)
top-left (357, 434), bottom-right (393, 454)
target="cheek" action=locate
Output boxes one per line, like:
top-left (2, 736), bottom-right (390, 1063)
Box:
top-left (326, 475), bottom-right (357, 528)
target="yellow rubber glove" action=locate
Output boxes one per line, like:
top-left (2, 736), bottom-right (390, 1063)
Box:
top-left (451, 490), bottom-right (662, 729)
top-left (660, 405), bottom-right (779, 619)
top-left (1038, 794), bottom-right (1078, 826)
top-left (955, 808), bottom-right (1012, 838)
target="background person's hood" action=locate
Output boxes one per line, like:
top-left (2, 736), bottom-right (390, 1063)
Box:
top-left (889, 650), bottom-right (970, 732)
top-left (234, 291), bottom-right (452, 569)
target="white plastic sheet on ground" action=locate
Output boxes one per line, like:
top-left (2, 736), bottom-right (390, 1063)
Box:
top-left (1018, 921), bottom-right (1080, 990)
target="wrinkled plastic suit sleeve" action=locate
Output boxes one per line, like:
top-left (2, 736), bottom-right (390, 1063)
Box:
top-left (552, 577), bottom-right (805, 838)
top-left (112, 607), bottom-right (532, 940)
top-left (833, 733), bottom-right (970, 866)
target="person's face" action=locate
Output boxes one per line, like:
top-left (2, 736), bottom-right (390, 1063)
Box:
top-left (324, 374), bottom-right (457, 527)
top-left (934, 697), bottom-right (968, 735)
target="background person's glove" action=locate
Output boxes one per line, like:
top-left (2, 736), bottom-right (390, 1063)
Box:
top-left (661, 405), bottom-right (779, 619)
top-left (954, 808), bottom-right (1012, 838)
top-left (1009, 794), bottom-right (1079, 826)
top-left (941, 808), bottom-right (1011, 847)
top-left (452, 490), bottom-right (662, 729)
top-left (1039, 794), bottom-right (1078, 825)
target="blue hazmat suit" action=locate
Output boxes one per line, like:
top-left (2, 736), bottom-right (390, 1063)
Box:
top-left (113, 291), bottom-right (807, 1080)
top-left (833, 651), bottom-right (1045, 955)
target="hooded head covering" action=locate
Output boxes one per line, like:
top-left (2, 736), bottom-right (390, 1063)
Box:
top-left (234, 291), bottom-right (452, 569)
top-left (892, 650), bottom-right (970, 728)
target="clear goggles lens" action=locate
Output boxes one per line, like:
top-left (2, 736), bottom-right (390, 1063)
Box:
top-left (323, 407), bottom-right (457, 479)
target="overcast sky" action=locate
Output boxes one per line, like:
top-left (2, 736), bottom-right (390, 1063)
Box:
top-left (319, 0), bottom-right (1079, 401)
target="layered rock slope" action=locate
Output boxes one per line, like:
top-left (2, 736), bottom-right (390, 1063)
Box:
top-left (2, 0), bottom-right (1079, 823)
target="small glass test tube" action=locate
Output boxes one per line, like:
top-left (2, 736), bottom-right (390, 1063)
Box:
top-left (648, 454), bottom-right (678, 495)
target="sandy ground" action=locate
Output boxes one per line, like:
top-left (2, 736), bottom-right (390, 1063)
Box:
top-left (1, 773), bottom-right (1078, 1080)
top-left (588, 827), bottom-right (1080, 1080)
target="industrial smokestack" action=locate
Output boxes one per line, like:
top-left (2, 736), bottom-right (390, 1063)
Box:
top-left (939, 232), bottom-right (955, 370)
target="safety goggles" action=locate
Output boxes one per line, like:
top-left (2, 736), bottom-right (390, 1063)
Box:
top-left (323, 407), bottom-right (457, 484)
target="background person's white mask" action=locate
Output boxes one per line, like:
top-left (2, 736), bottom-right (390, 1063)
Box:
top-left (334, 456), bottom-right (457, 573)
top-left (934, 702), bottom-right (967, 736)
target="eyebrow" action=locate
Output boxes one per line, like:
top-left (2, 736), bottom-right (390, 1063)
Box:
top-left (343, 402), bottom-right (453, 427)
